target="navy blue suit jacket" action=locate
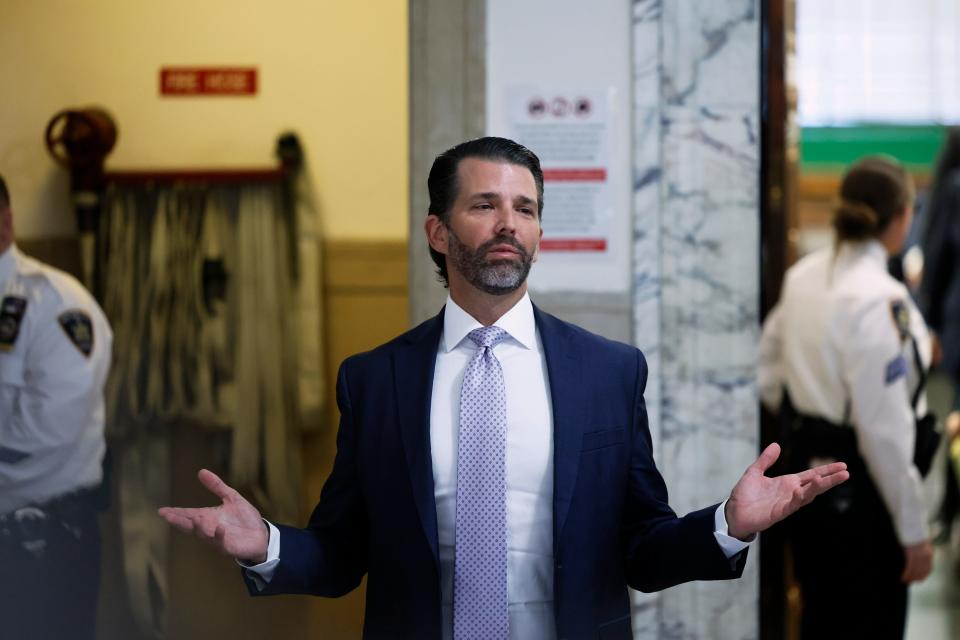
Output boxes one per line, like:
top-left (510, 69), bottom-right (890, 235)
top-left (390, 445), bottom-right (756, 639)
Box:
top-left (246, 306), bottom-right (747, 639)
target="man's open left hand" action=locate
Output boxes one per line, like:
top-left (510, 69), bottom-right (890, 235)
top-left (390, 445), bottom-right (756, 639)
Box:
top-left (724, 443), bottom-right (849, 541)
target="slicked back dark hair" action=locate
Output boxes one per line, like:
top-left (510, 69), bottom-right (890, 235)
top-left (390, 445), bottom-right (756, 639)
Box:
top-left (426, 136), bottom-right (544, 286)
top-left (0, 174), bottom-right (9, 208)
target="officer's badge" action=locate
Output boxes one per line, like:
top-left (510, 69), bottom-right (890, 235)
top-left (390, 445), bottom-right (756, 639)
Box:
top-left (58, 310), bottom-right (94, 357)
top-left (889, 299), bottom-right (910, 342)
top-left (0, 295), bottom-right (27, 352)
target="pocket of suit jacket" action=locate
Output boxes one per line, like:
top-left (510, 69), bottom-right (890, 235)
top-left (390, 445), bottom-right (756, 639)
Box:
top-left (581, 428), bottom-right (626, 452)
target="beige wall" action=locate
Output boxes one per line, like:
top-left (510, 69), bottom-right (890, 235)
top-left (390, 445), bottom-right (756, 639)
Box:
top-left (0, 0), bottom-right (408, 241)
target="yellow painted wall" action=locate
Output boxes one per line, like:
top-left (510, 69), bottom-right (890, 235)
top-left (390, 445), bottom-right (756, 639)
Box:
top-left (0, 0), bottom-right (408, 241)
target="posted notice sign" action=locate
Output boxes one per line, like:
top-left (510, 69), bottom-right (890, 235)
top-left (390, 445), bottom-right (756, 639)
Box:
top-left (160, 67), bottom-right (258, 96)
top-left (506, 87), bottom-right (613, 253)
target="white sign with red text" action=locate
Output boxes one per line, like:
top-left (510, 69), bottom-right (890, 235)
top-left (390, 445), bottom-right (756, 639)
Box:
top-left (499, 86), bottom-right (628, 293)
top-left (507, 87), bottom-right (614, 255)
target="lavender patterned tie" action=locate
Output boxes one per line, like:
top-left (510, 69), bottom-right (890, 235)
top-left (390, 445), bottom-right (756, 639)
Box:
top-left (454, 326), bottom-right (510, 640)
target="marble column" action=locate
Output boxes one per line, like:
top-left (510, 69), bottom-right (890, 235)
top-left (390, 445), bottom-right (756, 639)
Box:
top-left (409, 0), bottom-right (487, 325)
top-left (632, 1), bottom-right (760, 638)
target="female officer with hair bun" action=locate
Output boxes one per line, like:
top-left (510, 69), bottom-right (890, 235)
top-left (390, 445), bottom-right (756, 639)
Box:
top-left (759, 156), bottom-right (934, 639)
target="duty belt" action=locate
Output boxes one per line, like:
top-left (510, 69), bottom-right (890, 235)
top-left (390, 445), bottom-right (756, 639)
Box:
top-left (0, 486), bottom-right (99, 537)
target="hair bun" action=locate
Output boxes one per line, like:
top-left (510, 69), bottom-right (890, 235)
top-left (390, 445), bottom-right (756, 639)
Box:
top-left (833, 198), bottom-right (879, 241)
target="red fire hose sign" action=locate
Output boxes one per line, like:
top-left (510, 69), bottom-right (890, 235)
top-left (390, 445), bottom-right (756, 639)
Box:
top-left (160, 67), bottom-right (257, 96)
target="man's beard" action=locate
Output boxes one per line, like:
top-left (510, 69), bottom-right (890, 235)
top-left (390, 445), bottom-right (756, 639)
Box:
top-left (447, 228), bottom-right (534, 295)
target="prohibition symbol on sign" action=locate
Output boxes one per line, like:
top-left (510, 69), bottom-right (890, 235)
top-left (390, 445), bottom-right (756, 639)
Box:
top-left (528, 98), bottom-right (547, 118)
top-left (575, 97), bottom-right (592, 117)
top-left (550, 97), bottom-right (570, 117)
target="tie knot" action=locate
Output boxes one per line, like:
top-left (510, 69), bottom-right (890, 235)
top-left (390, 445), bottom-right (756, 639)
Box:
top-left (467, 326), bottom-right (509, 349)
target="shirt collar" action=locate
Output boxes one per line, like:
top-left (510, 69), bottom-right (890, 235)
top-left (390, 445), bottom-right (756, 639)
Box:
top-left (0, 244), bottom-right (17, 290)
top-left (441, 292), bottom-right (537, 352)
top-left (836, 239), bottom-right (888, 269)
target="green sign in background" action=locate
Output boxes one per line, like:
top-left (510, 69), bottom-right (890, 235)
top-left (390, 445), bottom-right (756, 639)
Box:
top-left (800, 125), bottom-right (948, 174)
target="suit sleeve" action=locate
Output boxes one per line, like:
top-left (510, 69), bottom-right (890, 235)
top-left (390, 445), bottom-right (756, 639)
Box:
top-left (622, 350), bottom-right (747, 592)
top-left (244, 359), bottom-right (369, 597)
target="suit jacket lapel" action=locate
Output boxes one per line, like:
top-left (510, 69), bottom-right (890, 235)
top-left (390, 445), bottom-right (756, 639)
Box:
top-left (395, 305), bottom-right (588, 567)
top-left (394, 309), bottom-right (444, 569)
top-left (534, 306), bottom-right (587, 540)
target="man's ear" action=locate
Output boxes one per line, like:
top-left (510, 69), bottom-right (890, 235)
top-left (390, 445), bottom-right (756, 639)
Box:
top-left (424, 214), bottom-right (448, 256)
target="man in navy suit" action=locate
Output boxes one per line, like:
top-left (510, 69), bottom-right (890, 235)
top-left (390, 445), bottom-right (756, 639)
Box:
top-left (160, 137), bottom-right (848, 639)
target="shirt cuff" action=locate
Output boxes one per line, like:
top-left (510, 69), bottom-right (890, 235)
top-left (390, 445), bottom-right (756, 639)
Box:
top-left (713, 500), bottom-right (754, 558)
top-left (236, 520), bottom-right (281, 591)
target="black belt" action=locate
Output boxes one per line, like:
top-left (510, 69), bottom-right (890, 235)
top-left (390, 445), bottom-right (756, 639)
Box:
top-left (0, 486), bottom-right (99, 524)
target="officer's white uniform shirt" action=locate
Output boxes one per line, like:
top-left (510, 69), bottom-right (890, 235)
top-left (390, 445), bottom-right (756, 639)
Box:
top-left (0, 244), bottom-right (112, 513)
top-left (758, 239), bottom-right (930, 545)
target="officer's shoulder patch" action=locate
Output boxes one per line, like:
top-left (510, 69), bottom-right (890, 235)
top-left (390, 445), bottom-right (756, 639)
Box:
top-left (58, 309), bottom-right (94, 357)
top-left (885, 354), bottom-right (908, 385)
top-left (889, 299), bottom-right (910, 342)
top-left (0, 295), bottom-right (28, 352)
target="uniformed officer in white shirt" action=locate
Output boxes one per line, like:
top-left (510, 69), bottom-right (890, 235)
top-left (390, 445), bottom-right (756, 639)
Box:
top-left (0, 174), bottom-right (113, 640)
top-left (759, 156), bottom-right (934, 640)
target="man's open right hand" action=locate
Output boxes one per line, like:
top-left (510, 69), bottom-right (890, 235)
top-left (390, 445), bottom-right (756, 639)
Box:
top-left (158, 469), bottom-right (269, 564)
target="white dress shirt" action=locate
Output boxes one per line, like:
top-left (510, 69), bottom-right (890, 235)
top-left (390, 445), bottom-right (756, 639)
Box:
top-left (0, 245), bottom-right (113, 513)
top-left (433, 293), bottom-right (555, 640)
top-left (247, 293), bottom-right (749, 636)
top-left (758, 240), bottom-right (930, 545)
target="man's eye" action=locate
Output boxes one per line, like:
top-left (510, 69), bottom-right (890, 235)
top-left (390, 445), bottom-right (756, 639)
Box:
top-left (475, 203), bottom-right (493, 210)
